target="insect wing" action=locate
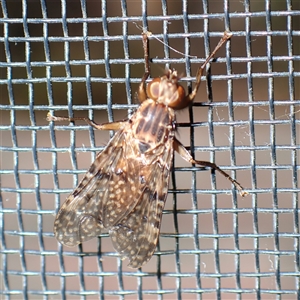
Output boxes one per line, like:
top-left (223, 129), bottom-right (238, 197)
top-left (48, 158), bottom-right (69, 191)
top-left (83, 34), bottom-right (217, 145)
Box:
top-left (54, 128), bottom-right (142, 246)
top-left (110, 141), bottom-right (173, 268)
top-left (54, 114), bottom-right (174, 268)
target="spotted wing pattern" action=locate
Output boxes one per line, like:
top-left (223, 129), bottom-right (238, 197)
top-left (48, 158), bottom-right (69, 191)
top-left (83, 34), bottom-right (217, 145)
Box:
top-left (110, 144), bottom-right (173, 268)
top-left (54, 123), bottom-right (173, 268)
top-left (54, 128), bottom-right (142, 246)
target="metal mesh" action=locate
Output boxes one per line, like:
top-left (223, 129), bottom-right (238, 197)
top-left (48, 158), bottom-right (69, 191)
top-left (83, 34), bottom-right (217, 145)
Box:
top-left (1, 0), bottom-right (299, 299)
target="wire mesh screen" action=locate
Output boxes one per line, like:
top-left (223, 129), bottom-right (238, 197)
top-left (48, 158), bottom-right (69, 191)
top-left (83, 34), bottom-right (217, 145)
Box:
top-left (1, 0), bottom-right (299, 299)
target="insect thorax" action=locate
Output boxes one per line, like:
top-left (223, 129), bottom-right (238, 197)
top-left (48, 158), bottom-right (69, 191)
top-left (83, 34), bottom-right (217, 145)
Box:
top-left (130, 99), bottom-right (175, 156)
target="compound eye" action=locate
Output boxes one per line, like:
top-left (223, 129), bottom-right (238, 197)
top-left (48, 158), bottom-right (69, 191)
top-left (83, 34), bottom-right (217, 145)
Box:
top-left (168, 85), bottom-right (186, 109)
top-left (147, 78), bottom-right (160, 100)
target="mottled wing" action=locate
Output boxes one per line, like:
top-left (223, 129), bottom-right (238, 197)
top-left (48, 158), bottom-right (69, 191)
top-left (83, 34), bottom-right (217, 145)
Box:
top-left (109, 144), bottom-right (173, 268)
top-left (54, 127), bottom-right (143, 247)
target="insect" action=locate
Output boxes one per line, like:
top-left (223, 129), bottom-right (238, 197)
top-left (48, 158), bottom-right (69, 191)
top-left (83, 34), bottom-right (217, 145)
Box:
top-left (47, 31), bottom-right (247, 268)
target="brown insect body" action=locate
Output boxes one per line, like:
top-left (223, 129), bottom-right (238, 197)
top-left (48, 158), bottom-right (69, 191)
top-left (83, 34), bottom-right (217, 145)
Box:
top-left (49, 32), bottom-right (247, 268)
top-left (55, 72), bottom-right (180, 268)
top-left (109, 97), bottom-right (176, 268)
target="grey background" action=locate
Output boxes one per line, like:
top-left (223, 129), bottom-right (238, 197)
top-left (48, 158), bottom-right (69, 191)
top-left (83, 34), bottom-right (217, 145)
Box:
top-left (1, 0), bottom-right (299, 299)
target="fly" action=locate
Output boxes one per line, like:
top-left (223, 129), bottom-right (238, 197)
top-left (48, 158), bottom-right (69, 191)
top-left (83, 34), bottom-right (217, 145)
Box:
top-left (47, 31), bottom-right (247, 268)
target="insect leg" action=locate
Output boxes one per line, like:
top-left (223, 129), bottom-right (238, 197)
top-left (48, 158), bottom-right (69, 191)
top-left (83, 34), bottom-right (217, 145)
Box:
top-left (142, 32), bottom-right (151, 75)
top-left (185, 31), bottom-right (232, 104)
top-left (47, 112), bottom-right (125, 131)
top-left (174, 138), bottom-right (248, 197)
top-left (138, 33), bottom-right (151, 102)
